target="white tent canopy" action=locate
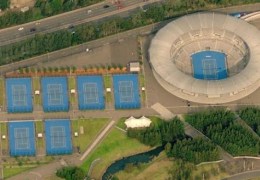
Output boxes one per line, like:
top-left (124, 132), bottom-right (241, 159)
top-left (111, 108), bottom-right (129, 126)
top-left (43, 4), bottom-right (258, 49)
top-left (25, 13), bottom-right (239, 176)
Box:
top-left (125, 116), bottom-right (152, 129)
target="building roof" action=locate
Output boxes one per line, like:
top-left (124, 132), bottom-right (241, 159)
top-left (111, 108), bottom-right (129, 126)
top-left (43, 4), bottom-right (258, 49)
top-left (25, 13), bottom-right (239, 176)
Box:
top-left (125, 116), bottom-right (152, 128)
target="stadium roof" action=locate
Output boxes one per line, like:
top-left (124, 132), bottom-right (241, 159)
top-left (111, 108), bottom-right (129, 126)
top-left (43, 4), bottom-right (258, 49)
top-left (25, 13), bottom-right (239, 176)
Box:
top-left (149, 12), bottom-right (260, 104)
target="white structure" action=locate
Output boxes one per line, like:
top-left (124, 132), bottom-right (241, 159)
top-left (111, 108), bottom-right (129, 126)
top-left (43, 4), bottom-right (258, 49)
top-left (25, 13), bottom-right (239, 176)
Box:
top-left (129, 62), bottom-right (140, 72)
top-left (21, 6), bottom-right (29, 12)
top-left (37, 133), bottom-right (43, 138)
top-left (149, 12), bottom-right (260, 104)
top-left (106, 88), bottom-right (111, 92)
top-left (124, 116), bottom-right (152, 129)
top-left (71, 89), bottom-right (76, 94)
top-left (2, 135), bottom-right (6, 139)
top-left (35, 90), bottom-right (40, 95)
top-left (74, 132), bottom-right (78, 137)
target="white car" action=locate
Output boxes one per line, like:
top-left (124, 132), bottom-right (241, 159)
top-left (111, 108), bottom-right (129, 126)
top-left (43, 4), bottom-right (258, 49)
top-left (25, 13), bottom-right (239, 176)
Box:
top-left (18, 27), bottom-right (24, 31)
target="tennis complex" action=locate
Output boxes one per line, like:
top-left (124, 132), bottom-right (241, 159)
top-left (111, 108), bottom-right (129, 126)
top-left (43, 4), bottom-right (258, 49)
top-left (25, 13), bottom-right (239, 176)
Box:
top-left (7, 119), bottom-right (73, 156)
top-left (41, 77), bottom-right (69, 112)
top-left (77, 75), bottom-right (105, 110)
top-left (6, 78), bottom-right (33, 113)
top-left (8, 121), bottom-right (36, 156)
top-left (113, 74), bottom-right (140, 109)
top-left (4, 74), bottom-right (141, 114)
top-left (149, 12), bottom-right (260, 104)
top-left (45, 119), bottom-right (72, 155)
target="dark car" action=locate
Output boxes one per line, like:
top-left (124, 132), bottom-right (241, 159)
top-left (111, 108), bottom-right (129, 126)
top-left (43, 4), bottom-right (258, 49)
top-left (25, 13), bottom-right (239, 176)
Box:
top-left (103, 5), bottom-right (110, 8)
top-left (68, 25), bottom-right (74, 29)
top-left (30, 28), bottom-right (36, 32)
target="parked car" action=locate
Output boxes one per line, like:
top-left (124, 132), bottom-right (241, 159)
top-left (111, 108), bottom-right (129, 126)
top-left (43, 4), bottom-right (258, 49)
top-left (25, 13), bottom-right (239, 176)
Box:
top-left (30, 28), bottom-right (36, 32)
top-left (18, 27), bottom-right (24, 31)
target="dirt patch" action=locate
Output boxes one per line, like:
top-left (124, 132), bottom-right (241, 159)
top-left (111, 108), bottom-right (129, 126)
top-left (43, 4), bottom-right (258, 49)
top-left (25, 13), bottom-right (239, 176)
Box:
top-left (10, 0), bottom-right (35, 9)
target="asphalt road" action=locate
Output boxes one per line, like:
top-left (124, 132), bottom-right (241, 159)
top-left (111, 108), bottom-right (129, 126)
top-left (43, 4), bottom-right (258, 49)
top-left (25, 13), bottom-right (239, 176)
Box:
top-left (0, 0), bottom-right (160, 46)
top-left (223, 170), bottom-right (260, 180)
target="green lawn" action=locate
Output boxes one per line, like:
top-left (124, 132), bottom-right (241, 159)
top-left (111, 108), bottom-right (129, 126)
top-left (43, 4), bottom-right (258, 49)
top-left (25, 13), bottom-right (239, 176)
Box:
top-left (0, 122), bottom-right (8, 153)
top-left (115, 154), bottom-right (228, 180)
top-left (139, 74), bottom-right (146, 105)
top-left (68, 76), bottom-right (76, 105)
top-left (81, 127), bottom-right (150, 179)
top-left (32, 77), bottom-right (41, 105)
top-left (115, 152), bottom-right (171, 180)
top-left (71, 118), bottom-right (109, 152)
top-left (103, 75), bottom-right (111, 88)
top-left (192, 163), bottom-right (228, 180)
top-left (139, 74), bottom-right (145, 87)
top-left (116, 118), bottom-right (127, 130)
top-left (3, 166), bottom-right (37, 179)
top-left (0, 77), bottom-right (5, 107)
top-left (103, 75), bottom-right (112, 103)
top-left (35, 121), bottom-right (44, 150)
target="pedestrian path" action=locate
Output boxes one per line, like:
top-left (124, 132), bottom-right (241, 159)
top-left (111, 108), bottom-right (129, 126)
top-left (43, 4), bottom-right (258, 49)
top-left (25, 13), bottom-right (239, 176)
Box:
top-left (80, 120), bottom-right (115, 161)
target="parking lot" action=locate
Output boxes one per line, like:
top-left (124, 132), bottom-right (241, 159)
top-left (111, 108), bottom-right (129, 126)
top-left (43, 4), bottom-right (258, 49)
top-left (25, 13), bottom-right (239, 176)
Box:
top-left (37, 37), bottom-right (138, 68)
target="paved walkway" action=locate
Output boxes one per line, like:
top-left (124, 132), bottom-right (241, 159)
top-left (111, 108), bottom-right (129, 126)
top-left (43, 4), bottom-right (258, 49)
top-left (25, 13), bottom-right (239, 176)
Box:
top-left (222, 170), bottom-right (260, 180)
top-left (80, 120), bottom-right (115, 161)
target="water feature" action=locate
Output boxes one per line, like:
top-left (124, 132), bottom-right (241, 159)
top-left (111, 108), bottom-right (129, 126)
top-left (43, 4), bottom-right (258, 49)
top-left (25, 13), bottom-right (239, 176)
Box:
top-left (102, 145), bottom-right (164, 180)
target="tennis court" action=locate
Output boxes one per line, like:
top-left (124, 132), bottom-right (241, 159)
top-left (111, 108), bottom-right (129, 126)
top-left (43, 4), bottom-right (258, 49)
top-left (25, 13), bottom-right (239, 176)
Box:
top-left (6, 78), bottom-right (33, 113)
top-left (77, 76), bottom-right (105, 110)
top-left (8, 121), bottom-right (36, 156)
top-left (113, 74), bottom-right (140, 109)
top-left (45, 119), bottom-right (72, 155)
top-left (41, 77), bottom-right (69, 112)
top-left (191, 50), bottom-right (227, 80)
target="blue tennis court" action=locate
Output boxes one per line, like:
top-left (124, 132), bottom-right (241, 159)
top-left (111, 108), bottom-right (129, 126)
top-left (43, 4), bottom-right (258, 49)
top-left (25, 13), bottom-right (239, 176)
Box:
top-left (77, 75), bottom-right (105, 110)
top-left (45, 119), bottom-right (72, 155)
top-left (191, 51), bottom-right (228, 80)
top-left (6, 78), bottom-right (33, 113)
top-left (113, 74), bottom-right (140, 109)
top-left (41, 77), bottom-right (69, 112)
top-left (8, 121), bottom-right (36, 156)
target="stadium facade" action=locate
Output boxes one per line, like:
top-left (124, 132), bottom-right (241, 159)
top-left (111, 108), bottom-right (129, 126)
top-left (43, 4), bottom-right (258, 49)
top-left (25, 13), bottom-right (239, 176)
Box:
top-left (149, 12), bottom-right (260, 104)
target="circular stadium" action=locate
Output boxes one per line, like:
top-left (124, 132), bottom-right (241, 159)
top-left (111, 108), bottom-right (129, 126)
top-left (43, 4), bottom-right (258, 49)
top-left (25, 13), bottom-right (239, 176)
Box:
top-left (149, 12), bottom-right (260, 104)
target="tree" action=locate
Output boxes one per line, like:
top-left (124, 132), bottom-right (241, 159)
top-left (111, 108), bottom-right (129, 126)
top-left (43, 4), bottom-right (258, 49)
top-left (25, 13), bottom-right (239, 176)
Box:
top-left (56, 166), bottom-right (85, 180)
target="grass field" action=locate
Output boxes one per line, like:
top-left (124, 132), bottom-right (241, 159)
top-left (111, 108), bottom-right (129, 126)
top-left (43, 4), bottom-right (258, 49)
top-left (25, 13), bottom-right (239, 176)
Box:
top-left (115, 153), bottom-right (228, 180)
top-left (3, 166), bottom-right (36, 179)
top-left (115, 152), bottom-right (171, 180)
top-left (139, 74), bottom-right (146, 105)
top-left (0, 122), bottom-right (8, 154)
top-left (32, 77), bottom-right (41, 105)
top-left (68, 76), bottom-right (76, 104)
top-left (71, 118), bottom-right (109, 152)
top-left (116, 118), bottom-right (127, 130)
top-left (81, 127), bottom-right (150, 179)
top-left (192, 163), bottom-right (228, 180)
top-left (0, 77), bottom-right (5, 107)
top-left (35, 120), bottom-right (44, 151)
top-left (103, 75), bottom-right (112, 103)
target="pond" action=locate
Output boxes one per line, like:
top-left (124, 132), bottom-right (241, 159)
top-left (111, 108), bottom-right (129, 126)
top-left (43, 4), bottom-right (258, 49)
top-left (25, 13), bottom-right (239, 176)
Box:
top-left (102, 145), bottom-right (164, 180)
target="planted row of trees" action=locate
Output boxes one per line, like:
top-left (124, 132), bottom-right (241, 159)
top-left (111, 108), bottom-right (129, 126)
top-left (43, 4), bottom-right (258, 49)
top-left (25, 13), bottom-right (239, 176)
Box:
top-left (165, 138), bottom-right (220, 164)
top-left (0, 0), bottom-right (9, 10)
top-left (186, 109), bottom-right (260, 156)
top-left (239, 107), bottom-right (260, 136)
top-left (127, 117), bottom-right (185, 146)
